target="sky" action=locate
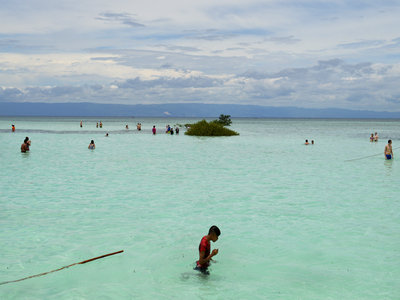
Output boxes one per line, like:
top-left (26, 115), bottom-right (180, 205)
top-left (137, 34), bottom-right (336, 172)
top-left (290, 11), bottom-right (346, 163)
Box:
top-left (0, 0), bottom-right (400, 111)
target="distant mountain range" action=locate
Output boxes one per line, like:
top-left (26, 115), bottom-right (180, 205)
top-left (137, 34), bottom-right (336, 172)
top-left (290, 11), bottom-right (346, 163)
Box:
top-left (0, 102), bottom-right (399, 118)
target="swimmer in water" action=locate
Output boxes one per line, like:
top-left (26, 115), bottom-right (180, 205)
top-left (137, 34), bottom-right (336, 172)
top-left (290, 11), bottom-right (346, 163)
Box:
top-left (311, 140), bottom-right (314, 145)
top-left (80, 120), bottom-right (83, 128)
top-left (126, 124), bottom-right (129, 130)
top-left (370, 133), bottom-right (374, 142)
top-left (21, 137), bottom-right (31, 153)
top-left (176, 126), bottom-right (180, 134)
top-left (105, 133), bottom-right (109, 137)
top-left (88, 140), bottom-right (95, 150)
top-left (374, 132), bottom-right (379, 142)
top-left (152, 125), bottom-right (156, 135)
top-left (12, 124), bottom-right (15, 132)
top-left (305, 139), bottom-right (309, 145)
top-left (194, 225), bottom-right (220, 275)
top-left (96, 122), bottom-right (99, 128)
top-left (384, 140), bottom-right (393, 160)
top-left (100, 121), bottom-right (103, 128)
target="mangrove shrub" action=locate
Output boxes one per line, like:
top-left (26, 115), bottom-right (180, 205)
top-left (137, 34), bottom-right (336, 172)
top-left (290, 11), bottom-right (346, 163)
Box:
top-left (185, 120), bottom-right (239, 136)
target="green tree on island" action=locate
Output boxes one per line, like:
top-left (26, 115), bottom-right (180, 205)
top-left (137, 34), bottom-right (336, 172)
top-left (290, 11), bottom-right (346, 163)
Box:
top-left (214, 114), bottom-right (232, 126)
top-left (185, 115), bottom-right (239, 136)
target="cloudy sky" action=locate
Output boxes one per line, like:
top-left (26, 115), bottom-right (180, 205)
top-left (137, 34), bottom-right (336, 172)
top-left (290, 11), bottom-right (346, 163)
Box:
top-left (1, 0), bottom-right (400, 111)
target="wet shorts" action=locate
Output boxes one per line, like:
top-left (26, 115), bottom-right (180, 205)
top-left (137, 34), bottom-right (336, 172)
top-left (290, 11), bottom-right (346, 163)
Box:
top-left (386, 154), bottom-right (392, 160)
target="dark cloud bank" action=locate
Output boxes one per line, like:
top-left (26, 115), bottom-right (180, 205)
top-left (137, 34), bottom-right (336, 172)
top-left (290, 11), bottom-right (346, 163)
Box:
top-left (0, 59), bottom-right (399, 115)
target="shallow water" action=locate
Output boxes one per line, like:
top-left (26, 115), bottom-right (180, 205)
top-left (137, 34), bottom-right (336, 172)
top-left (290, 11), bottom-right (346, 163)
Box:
top-left (1, 117), bottom-right (399, 299)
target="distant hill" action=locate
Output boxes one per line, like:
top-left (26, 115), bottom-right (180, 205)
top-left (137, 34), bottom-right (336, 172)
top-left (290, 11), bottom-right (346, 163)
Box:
top-left (0, 102), bottom-right (399, 118)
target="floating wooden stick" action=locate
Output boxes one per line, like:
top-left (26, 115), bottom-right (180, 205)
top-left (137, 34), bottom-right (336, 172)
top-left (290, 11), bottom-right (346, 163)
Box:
top-left (0, 250), bottom-right (124, 286)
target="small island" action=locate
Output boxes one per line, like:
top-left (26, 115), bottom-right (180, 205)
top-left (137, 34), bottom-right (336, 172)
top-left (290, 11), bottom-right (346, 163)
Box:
top-left (185, 115), bottom-right (239, 136)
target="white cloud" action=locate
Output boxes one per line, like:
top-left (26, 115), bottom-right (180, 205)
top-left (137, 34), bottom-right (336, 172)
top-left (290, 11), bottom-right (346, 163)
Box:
top-left (0, 0), bottom-right (399, 111)
top-left (1, 60), bottom-right (399, 111)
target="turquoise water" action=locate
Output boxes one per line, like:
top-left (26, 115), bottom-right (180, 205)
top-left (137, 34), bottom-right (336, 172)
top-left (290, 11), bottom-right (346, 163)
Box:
top-left (0, 117), bottom-right (399, 299)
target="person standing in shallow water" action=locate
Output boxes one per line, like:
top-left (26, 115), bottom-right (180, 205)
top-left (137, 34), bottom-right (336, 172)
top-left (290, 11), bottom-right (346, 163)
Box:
top-left (88, 140), bottom-right (95, 150)
top-left (194, 225), bottom-right (220, 275)
top-left (374, 132), bottom-right (379, 142)
top-left (21, 137), bottom-right (31, 152)
top-left (12, 124), bottom-right (15, 132)
top-left (384, 140), bottom-right (393, 160)
top-left (80, 120), bottom-right (83, 128)
top-left (152, 126), bottom-right (156, 135)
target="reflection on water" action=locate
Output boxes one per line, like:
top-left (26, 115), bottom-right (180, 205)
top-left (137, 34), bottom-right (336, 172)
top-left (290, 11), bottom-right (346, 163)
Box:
top-left (384, 158), bottom-right (393, 175)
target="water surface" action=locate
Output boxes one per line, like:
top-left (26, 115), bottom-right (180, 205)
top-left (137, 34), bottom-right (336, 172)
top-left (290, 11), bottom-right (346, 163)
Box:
top-left (1, 117), bottom-right (399, 299)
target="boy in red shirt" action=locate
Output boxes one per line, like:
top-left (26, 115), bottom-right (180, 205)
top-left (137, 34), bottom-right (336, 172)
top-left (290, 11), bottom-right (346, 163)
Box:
top-left (194, 225), bottom-right (221, 274)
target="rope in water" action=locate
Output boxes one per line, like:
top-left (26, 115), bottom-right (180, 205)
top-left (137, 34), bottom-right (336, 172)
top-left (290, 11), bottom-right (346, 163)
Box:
top-left (345, 146), bottom-right (400, 162)
top-left (0, 250), bottom-right (123, 286)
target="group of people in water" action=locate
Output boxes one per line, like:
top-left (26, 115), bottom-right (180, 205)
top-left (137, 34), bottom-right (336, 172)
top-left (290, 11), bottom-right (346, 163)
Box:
top-left (78, 121), bottom-right (181, 135)
top-left (10, 122), bottom-right (396, 275)
top-left (77, 121), bottom-right (182, 139)
top-left (165, 124), bottom-right (179, 135)
top-left (14, 126), bottom-right (221, 275)
top-left (370, 132), bottom-right (379, 142)
top-left (304, 139), bottom-right (314, 145)
top-left (13, 124), bottom-right (395, 161)
top-left (80, 122), bottom-right (181, 151)
top-left (367, 132), bottom-right (393, 160)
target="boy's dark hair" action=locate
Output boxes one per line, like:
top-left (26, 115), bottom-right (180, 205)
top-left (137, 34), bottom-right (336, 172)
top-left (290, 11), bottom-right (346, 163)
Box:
top-left (388, 140), bottom-right (392, 143)
top-left (209, 225), bottom-right (221, 236)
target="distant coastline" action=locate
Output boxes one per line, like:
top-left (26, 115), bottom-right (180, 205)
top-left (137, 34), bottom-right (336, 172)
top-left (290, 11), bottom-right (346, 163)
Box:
top-left (1, 102), bottom-right (400, 119)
